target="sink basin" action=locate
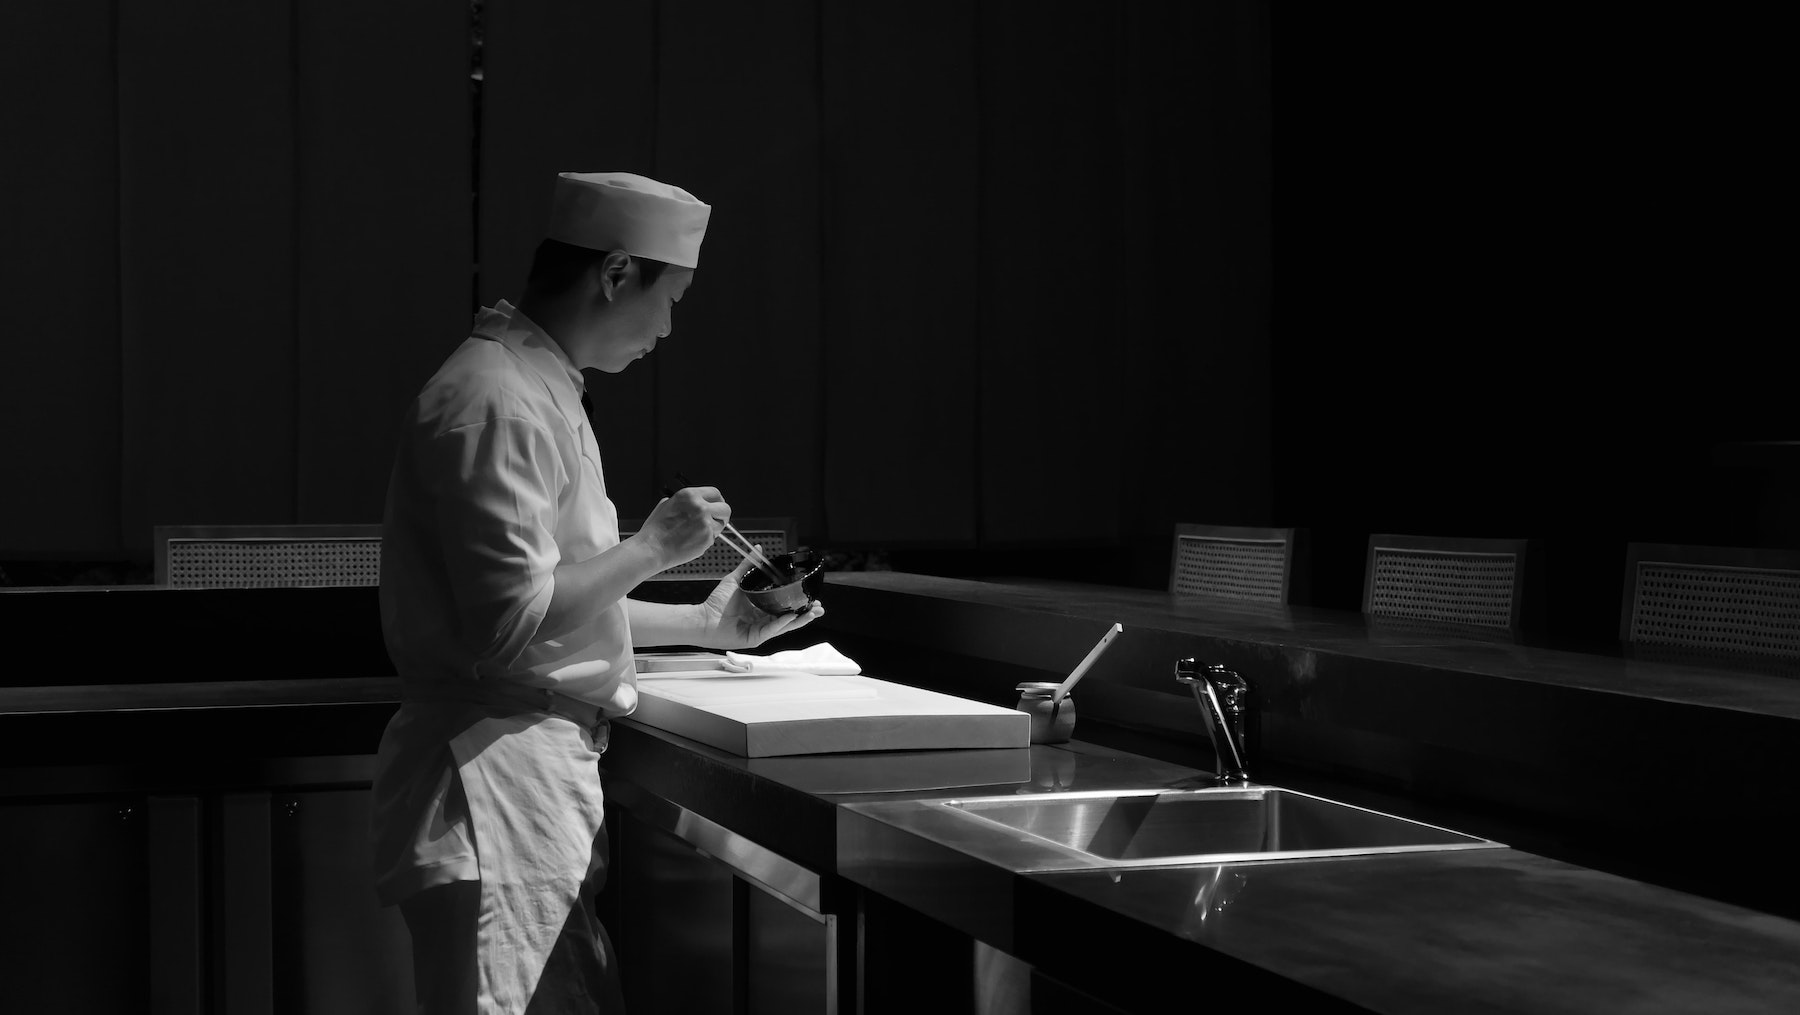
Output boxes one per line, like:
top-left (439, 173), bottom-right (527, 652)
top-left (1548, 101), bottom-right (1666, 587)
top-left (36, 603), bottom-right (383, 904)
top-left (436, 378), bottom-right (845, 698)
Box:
top-left (929, 786), bottom-right (1501, 867)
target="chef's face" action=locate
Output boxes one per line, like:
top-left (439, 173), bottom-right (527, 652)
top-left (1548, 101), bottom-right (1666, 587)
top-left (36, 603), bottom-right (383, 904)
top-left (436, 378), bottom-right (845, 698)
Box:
top-left (591, 260), bottom-right (695, 373)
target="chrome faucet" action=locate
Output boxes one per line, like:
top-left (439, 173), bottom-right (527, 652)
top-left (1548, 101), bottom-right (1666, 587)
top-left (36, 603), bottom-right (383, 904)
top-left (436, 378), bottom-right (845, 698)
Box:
top-left (1175, 659), bottom-right (1250, 784)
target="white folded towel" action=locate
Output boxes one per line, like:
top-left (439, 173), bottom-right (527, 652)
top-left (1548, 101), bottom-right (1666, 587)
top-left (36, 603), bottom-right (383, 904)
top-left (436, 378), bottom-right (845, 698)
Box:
top-left (724, 642), bottom-right (862, 675)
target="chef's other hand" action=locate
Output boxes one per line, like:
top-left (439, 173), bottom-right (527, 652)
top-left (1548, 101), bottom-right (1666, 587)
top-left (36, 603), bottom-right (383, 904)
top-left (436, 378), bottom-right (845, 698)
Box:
top-left (698, 552), bottom-right (825, 650)
top-left (636, 486), bottom-right (728, 570)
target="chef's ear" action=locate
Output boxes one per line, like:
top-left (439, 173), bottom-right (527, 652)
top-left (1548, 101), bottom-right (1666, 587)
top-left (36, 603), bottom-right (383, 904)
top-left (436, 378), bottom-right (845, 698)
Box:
top-left (595, 250), bottom-right (633, 303)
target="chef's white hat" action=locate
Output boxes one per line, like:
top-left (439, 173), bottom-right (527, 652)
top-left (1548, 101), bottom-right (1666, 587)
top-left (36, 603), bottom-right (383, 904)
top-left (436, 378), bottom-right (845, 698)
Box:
top-left (545, 171), bottom-right (711, 269)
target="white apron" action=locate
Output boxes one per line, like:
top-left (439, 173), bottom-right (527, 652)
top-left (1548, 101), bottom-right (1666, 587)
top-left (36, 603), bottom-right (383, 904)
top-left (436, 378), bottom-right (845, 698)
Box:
top-left (377, 689), bottom-right (611, 1011)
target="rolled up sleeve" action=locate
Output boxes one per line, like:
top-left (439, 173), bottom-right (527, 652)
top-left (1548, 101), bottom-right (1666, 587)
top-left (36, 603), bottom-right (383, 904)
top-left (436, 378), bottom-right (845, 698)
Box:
top-left (423, 415), bottom-right (564, 676)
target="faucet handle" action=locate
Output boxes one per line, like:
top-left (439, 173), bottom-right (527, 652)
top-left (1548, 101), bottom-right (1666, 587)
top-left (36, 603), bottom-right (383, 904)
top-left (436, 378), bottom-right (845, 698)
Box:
top-left (1177, 661), bottom-right (1248, 717)
top-left (1175, 659), bottom-right (1242, 688)
top-left (1209, 667), bottom-right (1247, 710)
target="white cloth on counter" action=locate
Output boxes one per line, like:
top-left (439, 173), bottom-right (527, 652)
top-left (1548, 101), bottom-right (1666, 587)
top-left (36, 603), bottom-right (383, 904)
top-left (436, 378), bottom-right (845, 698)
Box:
top-left (724, 642), bottom-right (862, 675)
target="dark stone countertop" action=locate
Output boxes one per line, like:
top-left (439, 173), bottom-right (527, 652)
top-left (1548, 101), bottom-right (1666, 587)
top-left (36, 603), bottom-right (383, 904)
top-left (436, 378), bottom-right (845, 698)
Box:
top-left (810, 573), bottom-right (1800, 920)
top-left (0, 676), bottom-right (403, 714)
top-left (1015, 848), bottom-right (1800, 1015)
top-left (0, 677), bottom-right (403, 782)
top-left (817, 572), bottom-right (1800, 718)
top-left (609, 716), bottom-right (1800, 1015)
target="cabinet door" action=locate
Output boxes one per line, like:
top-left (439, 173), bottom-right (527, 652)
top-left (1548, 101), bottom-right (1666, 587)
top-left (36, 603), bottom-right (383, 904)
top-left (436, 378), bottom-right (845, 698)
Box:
top-left (0, 797), bottom-right (150, 1015)
top-left (613, 807), bottom-right (737, 1014)
top-left (611, 804), bottom-right (849, 1014)
top-left (747, 886), bottom-right (838, 1015)
top-left (270, 788), bottom-right (415, 1015)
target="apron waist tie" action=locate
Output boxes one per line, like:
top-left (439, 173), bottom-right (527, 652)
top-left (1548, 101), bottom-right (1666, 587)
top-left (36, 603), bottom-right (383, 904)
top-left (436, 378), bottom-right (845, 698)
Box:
top-left (403, 680), bottom-right (611, 753)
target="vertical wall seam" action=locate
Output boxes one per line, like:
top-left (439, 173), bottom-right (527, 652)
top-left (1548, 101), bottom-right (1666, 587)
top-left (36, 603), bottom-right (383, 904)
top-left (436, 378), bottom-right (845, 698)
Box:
top-left (649, 0), bottom-right (661, 176)
top-left (471, 0), bottom-right (484, 318)
top-left (648, 0), bottom-right (663, 500)
top-left (814, 0), bottom-right (829, 547)
top-left (1115, 2), bottom-right (1138, 557)
top-left (290, 0), bottom-right (303, 523)
top-left (971, 0), bottom-right (985, 551)
top-left (112, 0), bottom-right (126, 553)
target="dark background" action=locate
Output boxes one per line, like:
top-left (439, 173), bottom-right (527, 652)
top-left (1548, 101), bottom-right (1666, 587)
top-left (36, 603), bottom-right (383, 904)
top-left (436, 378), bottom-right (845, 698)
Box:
top-left (2, 3), bottom-right (1790, 652)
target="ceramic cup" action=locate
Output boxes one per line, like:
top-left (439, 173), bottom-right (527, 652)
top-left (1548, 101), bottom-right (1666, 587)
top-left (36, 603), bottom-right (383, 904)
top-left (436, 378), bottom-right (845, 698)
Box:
top-left (1015, 681), bottom-right (1076, 744)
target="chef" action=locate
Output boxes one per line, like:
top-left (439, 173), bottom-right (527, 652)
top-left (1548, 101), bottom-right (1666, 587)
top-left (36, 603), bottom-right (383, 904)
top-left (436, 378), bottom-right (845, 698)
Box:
top-left (370, 171), bottom-right (822, 1013)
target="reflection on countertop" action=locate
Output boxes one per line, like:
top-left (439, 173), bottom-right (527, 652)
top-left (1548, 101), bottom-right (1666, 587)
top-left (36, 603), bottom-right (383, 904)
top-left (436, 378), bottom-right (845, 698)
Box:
top-left (1022, 850), bottom-right (1800, 1015)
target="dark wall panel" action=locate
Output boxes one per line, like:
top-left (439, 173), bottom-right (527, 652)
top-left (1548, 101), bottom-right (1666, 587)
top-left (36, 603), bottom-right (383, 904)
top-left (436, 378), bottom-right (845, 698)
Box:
top-left (477, 0), bottom-right (659, 307)
top-left (974, 3), bottom-right (1128, 545)
top-left (1, 3), bottom-right (120, 556)
top-left (1114, 1), bottom-right (1273, 585)
top-left (1271, 8), bottom-right (1787, 643)
top-left (652, 1), bottom-right (824, 541)
top-left (118, 0), bottom-right (298, 553)
top-left (820, 3), bottom-right (980, 546)
top-left (295, 0), bottom-right (473, 525)
top-left (478, 0), bottom-right (660, 515)
top-left (6, 0), bottom-right (1278, 584)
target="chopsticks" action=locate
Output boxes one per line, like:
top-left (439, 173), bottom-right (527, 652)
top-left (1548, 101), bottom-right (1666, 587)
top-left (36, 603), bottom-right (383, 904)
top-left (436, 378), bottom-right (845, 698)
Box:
top-left (717, 524), bottom-right (786, 585)
top-left (665, 474), bottom-right (787, 585)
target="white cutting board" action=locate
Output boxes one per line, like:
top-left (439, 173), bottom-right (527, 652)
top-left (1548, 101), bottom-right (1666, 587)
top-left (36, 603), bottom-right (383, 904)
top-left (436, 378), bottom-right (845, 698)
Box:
top-left (639, 669), bottom-right (879, 707)
top-left (630, 669), bottom-right (1029, 758)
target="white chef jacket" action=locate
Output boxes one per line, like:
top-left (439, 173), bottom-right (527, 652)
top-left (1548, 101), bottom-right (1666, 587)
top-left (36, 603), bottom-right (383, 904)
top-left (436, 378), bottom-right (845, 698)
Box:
top-left (378, 300), bottom-right (636, 711)
top-left (371, 301), bottom-right (635, 1011)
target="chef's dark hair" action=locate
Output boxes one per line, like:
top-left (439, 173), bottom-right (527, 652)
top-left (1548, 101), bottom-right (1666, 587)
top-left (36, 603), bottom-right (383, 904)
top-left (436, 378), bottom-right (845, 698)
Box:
top-left (527, 238), bottom-right (670, 295)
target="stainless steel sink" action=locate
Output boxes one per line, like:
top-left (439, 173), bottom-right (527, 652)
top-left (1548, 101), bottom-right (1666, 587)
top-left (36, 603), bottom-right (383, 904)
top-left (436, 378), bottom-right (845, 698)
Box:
top-left (927, 786), bottom-right (1501, 868)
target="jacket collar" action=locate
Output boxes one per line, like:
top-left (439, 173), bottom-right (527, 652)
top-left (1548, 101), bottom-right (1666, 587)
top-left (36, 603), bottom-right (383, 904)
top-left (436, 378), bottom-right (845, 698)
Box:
top-left (472, 300), bottom-right (588, 433)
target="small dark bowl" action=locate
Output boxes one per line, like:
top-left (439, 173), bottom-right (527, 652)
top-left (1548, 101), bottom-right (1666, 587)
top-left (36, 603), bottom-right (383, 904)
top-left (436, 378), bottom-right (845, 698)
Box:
top-left (738, 546), bottom-right (826, 616)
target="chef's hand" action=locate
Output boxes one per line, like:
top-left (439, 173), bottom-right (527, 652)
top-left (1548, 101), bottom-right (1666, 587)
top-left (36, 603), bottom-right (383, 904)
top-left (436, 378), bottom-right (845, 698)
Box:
top-left (696, 553), bottom-right (825, 649)
top-left (635, 486), bottom-right (729, 570)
